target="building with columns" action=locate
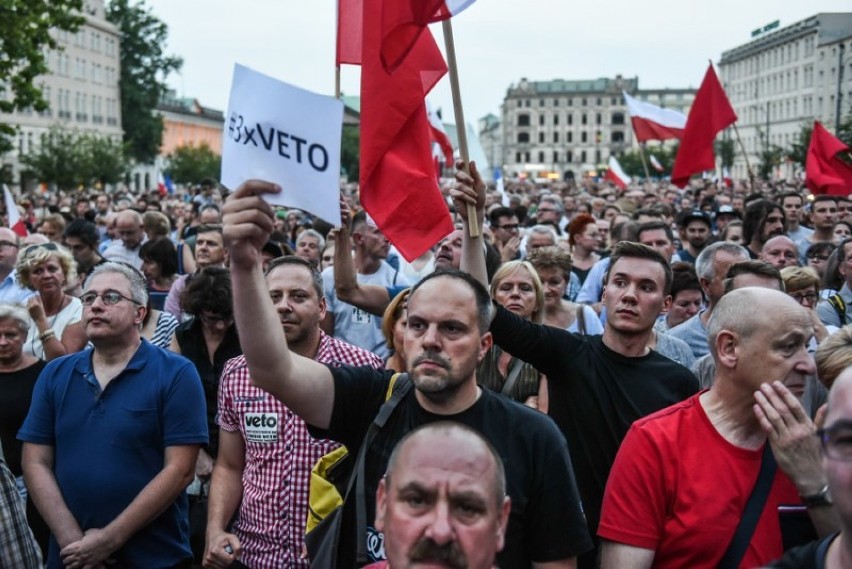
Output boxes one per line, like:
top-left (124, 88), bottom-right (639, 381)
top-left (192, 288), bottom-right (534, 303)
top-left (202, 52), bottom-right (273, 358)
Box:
top-left (0, 0), bottom-right (122, 190)
top-left (494, 75), bottom-right (694, 181)
top-left (719, 13), bottom-right (852, 180)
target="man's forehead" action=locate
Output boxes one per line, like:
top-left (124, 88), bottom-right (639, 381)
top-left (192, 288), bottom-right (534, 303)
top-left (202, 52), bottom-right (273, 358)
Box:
top-left (87, 272), bottom-right (131, 292)
top-left (267, 264), bottom-right (314, 286)
top-left (197, 231), bottom-right (223, 244)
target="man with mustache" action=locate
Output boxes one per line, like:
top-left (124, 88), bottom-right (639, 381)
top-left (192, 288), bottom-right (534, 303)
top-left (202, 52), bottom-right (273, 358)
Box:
top-left (365, 422), bottom-right (510, 569)
top-left (223, 180), bottom-right (592, 569)
top-left (204, 256), bottom-right (383, 569)
top-left (743, 200), bottom-right (787, 260)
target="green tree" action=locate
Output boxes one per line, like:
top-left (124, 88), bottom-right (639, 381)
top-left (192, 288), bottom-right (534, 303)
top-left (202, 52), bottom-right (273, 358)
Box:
top-left (106, 0), bottom-right (182, 164)
top-left (615, 143), bottom-right (678, 179)
top-left (165, 142), bottom-right (221, 185)
top-left (715, 137), bottom-right (735, 170)
top-left (0, 1), bottom-right (84, 153)
top-left (20, 127), bottom-right (129, 190)
top-left (787, 122), bottom-right (813, 168)
top-left (341, 125), bottom-right (360, 181)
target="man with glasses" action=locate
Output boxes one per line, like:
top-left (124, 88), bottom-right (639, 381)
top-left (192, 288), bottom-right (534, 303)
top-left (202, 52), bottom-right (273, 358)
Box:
top-left (19, 262), bottom-right (208, 568)
top-left (600, 288), bottom-right (837, 569)
top-left (488, 207), bottom-right (521, 262)
top-left (0, 227), bottom-right (34, 304)
top-left (818, 238), bottom-right (852, 328)
top-left (534, 195), bottom-right (564, 235)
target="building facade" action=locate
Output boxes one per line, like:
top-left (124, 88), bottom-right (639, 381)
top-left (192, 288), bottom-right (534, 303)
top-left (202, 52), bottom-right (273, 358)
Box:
top-left (496, 76), bottom-right (694, 181)
top-left (719, 13), bottom-right (852, 179)
top-left (0, 0), bottom-right (122, 190)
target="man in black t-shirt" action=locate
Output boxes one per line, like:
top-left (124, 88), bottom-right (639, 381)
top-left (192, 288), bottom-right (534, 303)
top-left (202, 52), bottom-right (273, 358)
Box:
top-left (223, 180), bottom-right (592, 569)
top-left (452, 160), bottom-right (699, 568)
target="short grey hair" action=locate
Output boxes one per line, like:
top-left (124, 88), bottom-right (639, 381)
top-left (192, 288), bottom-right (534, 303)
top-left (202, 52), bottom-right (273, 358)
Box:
top-left (539, 195), bottom-right (564, 216)
top-left (527, 224), bottom-right (558, 245)
top-left (0, 304), bottom-right (30, 333)
top-left (695, 242), bottom-right (749, 282)
top-left (84, 262), bottom-right (149, 306)
top-left (296, 228), bottom-right (326, 252)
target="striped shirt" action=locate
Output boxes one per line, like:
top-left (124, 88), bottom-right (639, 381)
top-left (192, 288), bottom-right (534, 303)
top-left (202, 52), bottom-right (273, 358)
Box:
top-left (217, 331), bottom-right (384, 569)
top-left (0, 455), bottom-right (42, 569)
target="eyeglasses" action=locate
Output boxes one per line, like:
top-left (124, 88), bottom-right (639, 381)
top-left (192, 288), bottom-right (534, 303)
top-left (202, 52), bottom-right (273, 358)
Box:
top-left (496, 224), bottom-right (520, 231)
top-left (808, 255), bottom-right (830, 262)
top-left (23, 242), bottom-right (58, 256)
top-left (80, 290), bottom-right (141, 307)
top-left (200, 312), bottom-right (231, 326)
top-left (537, 208), bottom-right (557, 214)
top-left (0, 240), bottom-right (17, 249)
top-left (818, 423), bottom-right (852, 461)
top-left (789, 292), bottom-right (819, 305)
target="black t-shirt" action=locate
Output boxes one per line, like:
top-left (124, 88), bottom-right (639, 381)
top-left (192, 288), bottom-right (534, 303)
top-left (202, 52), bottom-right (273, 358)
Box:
top-left (767, 534), bottom-right (835, 569)
top-left (308, 366), bottom-right (592, 568)
top-left (0, 360), bottom-right (47, 475)
top-left (490, 305), bottom-right (699, 550)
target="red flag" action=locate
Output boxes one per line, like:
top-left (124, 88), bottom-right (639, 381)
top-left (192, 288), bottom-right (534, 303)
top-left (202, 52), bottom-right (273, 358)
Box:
top-left (336, 0), bottom-right (363, 65)
top-left (360, 0), bottom-right (453, 262)
top-left (671, 64), bottom-right (738, 188)
top-left (381, 0), bottom-right (477, 71)
top-left (806, 121), bottom-right (852, 196)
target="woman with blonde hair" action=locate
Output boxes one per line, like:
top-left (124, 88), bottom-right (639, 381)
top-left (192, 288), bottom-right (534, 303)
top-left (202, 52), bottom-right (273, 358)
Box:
top-left (16, 243), bottom-right (86, 360)
top-left (781, 266), bottom-right (834, 347)
top-left (478, 260), bottom-right (549, 410)
top-left (381, 288), bottom-right (410, 372)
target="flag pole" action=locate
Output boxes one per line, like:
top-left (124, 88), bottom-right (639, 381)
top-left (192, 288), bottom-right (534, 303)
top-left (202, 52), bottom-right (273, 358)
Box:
top-left (731, 123), bottom-right (756, 188)
top-left (441, 18), bottom-right (479, 238)
top-left (637, 143), bottom-right (652, 181)
top-left (335, 65), bottom-right (341, 99)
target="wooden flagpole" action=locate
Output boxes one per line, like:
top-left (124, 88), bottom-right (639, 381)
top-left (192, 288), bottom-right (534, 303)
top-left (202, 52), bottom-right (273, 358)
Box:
top-left (637, 143), bottom-right (652, 180)
top-left (335, 65), bottom-right (341, 99)
top-left (731, 123), bottom-right (755, 189)
top-left (442, 18), bottom-right (479, 237)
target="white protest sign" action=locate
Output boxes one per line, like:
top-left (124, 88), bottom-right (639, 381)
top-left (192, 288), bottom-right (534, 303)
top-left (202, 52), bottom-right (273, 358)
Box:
top-left (221, 64), bottom-right (343, 225)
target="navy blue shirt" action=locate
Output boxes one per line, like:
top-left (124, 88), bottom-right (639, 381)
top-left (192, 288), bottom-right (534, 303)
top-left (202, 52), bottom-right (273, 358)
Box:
top-left (18, 340), bottom-right (208, 569)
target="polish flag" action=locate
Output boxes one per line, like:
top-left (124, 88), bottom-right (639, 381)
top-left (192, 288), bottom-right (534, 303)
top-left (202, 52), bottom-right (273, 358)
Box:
top-left (157, 171), bottom-right (167, 196)
top-left (605, 156), bottom-right (631, 189)
top-left (623, 91), bottom-right (687, 142)
top-left (426, 100), bottom-right (454, 163)
top-left (381, 0), bottom-right (478, 70)
top-left (649, 154), bottom-right (664, 172)
top-left (3, 185), bottom-right (28, 237)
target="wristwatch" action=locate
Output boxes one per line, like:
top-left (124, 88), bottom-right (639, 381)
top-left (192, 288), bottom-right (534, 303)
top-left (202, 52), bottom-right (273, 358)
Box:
top-left (800, 484), bottom-right (833, 507)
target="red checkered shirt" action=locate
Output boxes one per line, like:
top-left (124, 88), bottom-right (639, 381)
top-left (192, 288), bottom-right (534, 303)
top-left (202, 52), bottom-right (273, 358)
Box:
top-left (217, 331), bottom-right (385, 569)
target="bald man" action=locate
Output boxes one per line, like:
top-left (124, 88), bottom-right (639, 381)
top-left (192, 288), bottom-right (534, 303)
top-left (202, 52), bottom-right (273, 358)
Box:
top-left (367, 423), bottom-right (511, 569)
top-left (103, 210), bottom-right (145, 269)
top-left (600, 288), bottom-right (837, 569)
top-left (760, 235), bottom-right (799, 270)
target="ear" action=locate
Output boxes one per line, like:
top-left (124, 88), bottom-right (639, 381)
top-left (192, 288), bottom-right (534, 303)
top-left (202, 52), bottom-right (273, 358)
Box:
top-left (478, 331), bottom-right (493, 364)
top-left (698, 276), bottom-right (712, 297)
top-left (660, 294), bottom-right (672, 315)
top-left (317, 294), bottom-right (327, 320)
top-left (714, 330), bottom-right (738, 369)
top-left (135, 304), bottom-right (147, 327)
top-left (495, 496), bottom-right (511, 553)
top-left (375, 477), bottom-right (387, 532)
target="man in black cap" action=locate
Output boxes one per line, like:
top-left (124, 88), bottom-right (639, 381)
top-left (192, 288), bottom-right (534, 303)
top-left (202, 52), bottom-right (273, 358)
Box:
top-left (714, 205), bottom-right (741, 235)
top-left (676, 210), bottom-right (712, 265)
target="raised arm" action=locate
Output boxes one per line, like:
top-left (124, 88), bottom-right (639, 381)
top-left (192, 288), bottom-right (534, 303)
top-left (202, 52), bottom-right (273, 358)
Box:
top-left (223, 180), bottom-right (335, 429)
top-left (451, 160), bottom-right (488, 289)
top-left (333, 198), bottom-right (391, 316)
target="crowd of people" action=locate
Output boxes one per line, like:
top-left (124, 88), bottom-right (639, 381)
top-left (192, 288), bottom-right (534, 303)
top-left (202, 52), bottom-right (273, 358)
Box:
top-left (1, 166), bottom-right (852, 569)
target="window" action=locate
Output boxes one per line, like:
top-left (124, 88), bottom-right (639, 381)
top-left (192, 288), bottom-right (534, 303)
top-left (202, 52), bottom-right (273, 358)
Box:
top-left (540, 99), bottom-right (545, 107)
top-left (595, 149), bottom-right (601, 164)
top-left (516, 152), bottom-right (522, 162)
top-left (596, 113), bottom-right (602, 125)
top-left (581, 98), bottom-right (587, 106)
top-left (581, 132), bottom-right (587, 143)
top-left (596, 97), bottom-right (602, 105)
top-left (581, 113), bottom-right (587, 125)
top-left (525, 99), bottom-right (531, 107)
top-left (567, 150), bottom-right (573, 163)
top-left (554, 114), bottom-right (559, 125)
top-left (567, 114), bottom-right (573, 125)
top-left (612, 131), bottom-right (624, 143)
top-left (525, 152), bottom-right (530, 162)
top-left (581, 150), bottom-right (587, 163)
top-left (554, 132), bottom-right (559, 143)
top-left (517, 114), bottom-right (530, 126)
top-left (612, 112), bottom-right (625, 125)
top-left (517, 132), bottom-right (530, 143)
top-left (538, 151), bottom-right (545, 163)
top-left (539, 132), bottom-right (545, 143)
top-left (539, 114), bottom-right (545, 126)
top-left (553, 99), bottom-right (559, 106)
top-left (567, 132), bottom-right (573, 143)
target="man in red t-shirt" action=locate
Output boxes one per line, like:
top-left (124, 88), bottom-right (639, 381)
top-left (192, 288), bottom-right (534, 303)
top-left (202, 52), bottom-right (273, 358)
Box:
top-left (599, 288), bottom-right (838, 569)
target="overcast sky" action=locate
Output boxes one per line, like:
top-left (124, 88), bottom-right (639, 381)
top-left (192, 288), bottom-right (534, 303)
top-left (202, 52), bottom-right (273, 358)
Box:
top-left (145, 0), bottom-right (851, 127)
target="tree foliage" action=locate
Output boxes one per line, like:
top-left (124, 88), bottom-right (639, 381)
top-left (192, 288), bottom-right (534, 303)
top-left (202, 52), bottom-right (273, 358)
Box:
top-left (0, 1), bottom-right (84, 153)
top-left (341, 125), bottom-right (360, 181)
top-left (20, 127), bottom-right (129, 190)
top-left (106, 0), bottom-right (182, 164)
top-left (165, 142), bottom-right (221, 185)
top-left (616, 143), bottom-right (679, 179)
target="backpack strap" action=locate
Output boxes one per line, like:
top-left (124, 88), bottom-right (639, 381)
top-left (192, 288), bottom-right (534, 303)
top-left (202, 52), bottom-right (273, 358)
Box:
top-left (355, 372), bottom-right (412, 563)
top-left (576, 304), bottom-right (587, 335)
top-left (828, 294), bottom-right (847, 325)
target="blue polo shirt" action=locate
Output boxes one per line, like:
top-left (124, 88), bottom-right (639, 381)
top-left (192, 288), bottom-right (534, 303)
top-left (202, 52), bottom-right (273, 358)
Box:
top-left (18, 340), bottom-right (208, 568)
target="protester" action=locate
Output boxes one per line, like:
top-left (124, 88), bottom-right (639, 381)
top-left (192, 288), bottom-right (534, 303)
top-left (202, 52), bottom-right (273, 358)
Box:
top-left (19, 262), bottom-right (208, 568)
top-left (365, 423), bottom-right (511, 569)
top-left (743, 199), bottom-right (786, 259)
top-left (294, 228), bottom-right (325, 268)
top-left (223, 179), bottom-right (593, 568)
top-left (782, 266), bottom-right (834, 348)
top-left (720, 219), bottom-right (744, 245)
top-left (103, 210), bottom-right (145, 269)
top-left (654, 262), bottom-right (703, 333)
top-left (817, 238), bottom-right (852, 327)
top-left (204, 256), bottom-right (382, 569)
top-left (676, 210), bottom-right (713, 264)
top-left (567, 214), bottom-right (602, 285)
top-left (16, 243), bottom-right (86, 361)
top-left (164, 224), bottom-right (228, 321)
top-left (0, 445), bottom-right (42, 569)
top-left (140, 237), bottom-right (179, 311)
top-left (0, 227), bottom-right (34, 305)
top-left (62, 219), bottom-right (106, 283)
top-left (382, 288), bottom-right (410, 372)
top-left (807, 242), bottom-right (836, 281)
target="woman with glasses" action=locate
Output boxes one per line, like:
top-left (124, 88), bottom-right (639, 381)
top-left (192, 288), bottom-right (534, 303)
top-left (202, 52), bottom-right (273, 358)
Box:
top-left (15, 243), bottom-right (86, 361)
top-left (781, 266), bottom-right (835, 350)
top-left (807, 242), bottom-right (837, 282)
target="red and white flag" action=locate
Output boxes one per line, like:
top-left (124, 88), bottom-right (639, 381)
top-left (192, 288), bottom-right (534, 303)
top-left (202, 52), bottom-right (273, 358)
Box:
top-left (649, 154), bottom-right (664, 172)
top-left (605, 156), bottom-right (631, 189)
top-left (426, 100), bottom-right (453, 163)
top-left (3, 185), bottom-right (28, 237)
top-left (381, 0), bottom-right (477, 70)
top-left (623, 91), bottom-right (686, 142)
top-left (671, 64), bottom-right (738, 188)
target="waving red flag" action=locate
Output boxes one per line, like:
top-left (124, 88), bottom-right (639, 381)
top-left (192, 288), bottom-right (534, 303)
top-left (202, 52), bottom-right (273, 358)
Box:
top-left (359, 0), bottom-right (453, 262)
top-left (671, 64), bottom-right (737, 188)
top-left (336, 0), bottom-right (363, 65)
top-left (806, 121), bottom-right (852, 196)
